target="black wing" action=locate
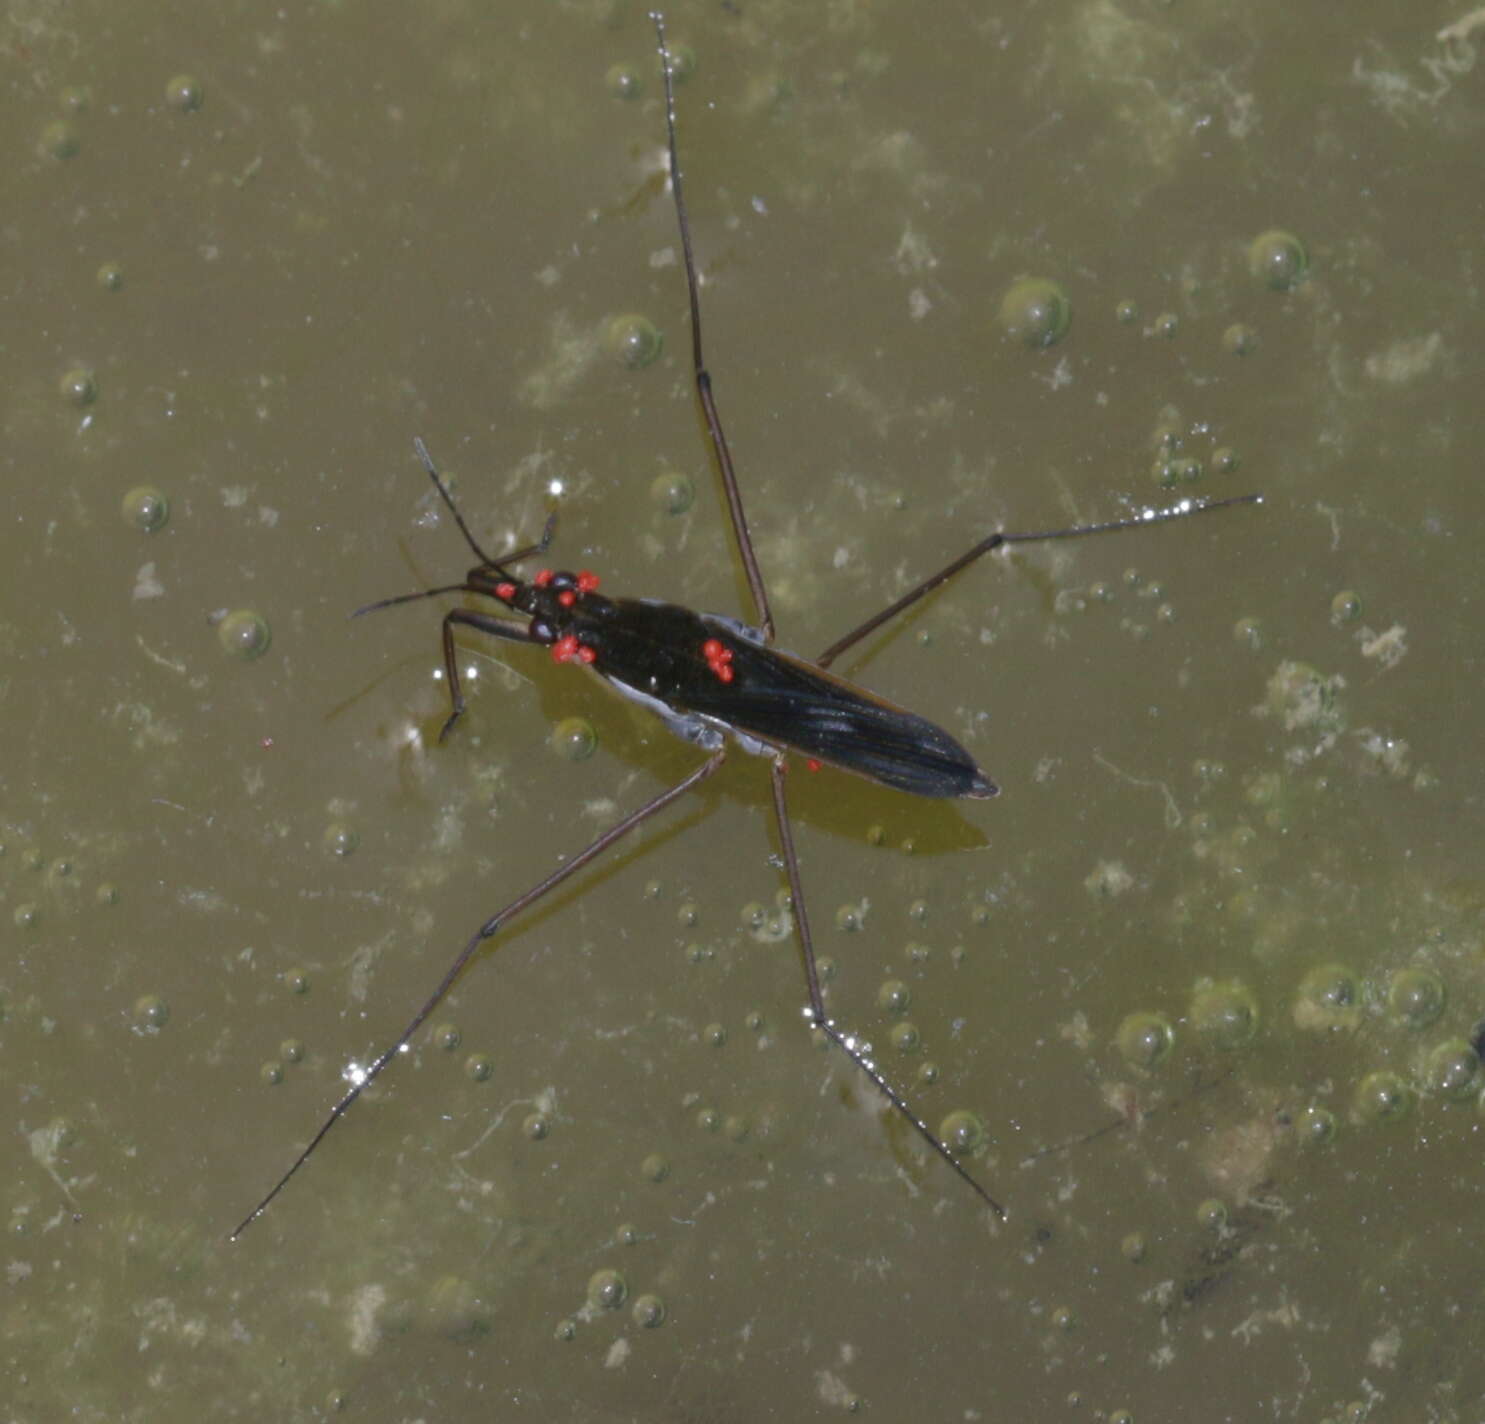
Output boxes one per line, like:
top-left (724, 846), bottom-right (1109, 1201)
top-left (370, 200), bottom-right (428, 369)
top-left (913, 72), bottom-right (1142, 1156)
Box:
top-left (579, 598), bottom-right (995, 800)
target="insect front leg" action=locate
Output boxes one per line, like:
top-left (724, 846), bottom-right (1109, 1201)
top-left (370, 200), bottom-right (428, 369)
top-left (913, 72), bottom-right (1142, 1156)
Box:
top-left (439, 609), bottom-right (537, 743)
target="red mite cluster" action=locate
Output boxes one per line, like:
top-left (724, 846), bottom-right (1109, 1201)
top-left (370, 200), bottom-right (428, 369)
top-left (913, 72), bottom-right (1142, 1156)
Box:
top-left (538, 567), bottom-right (601, 605)
top-left (701, 637), bottom-right (735, 684)
top-left (510, 567), bottom-right (740, 687)
top-left (550, 633), bottom-right (597, 666)
top-left (509, 567), bottom-right (606, 666)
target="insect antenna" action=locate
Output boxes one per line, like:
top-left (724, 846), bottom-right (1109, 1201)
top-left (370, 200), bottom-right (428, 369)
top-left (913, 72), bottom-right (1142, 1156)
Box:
top-left (413, 436), bottom-right (559, 571)
top-left (412, 435), bottom-right (502, 567)
top-left (352, 583), bottom-right (482, 618)
top-left (350, 439), bottom-right (558, 618)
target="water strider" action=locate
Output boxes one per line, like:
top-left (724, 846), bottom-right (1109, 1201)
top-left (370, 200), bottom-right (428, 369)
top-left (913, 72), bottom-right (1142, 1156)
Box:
top-left (230, 13), bottom-right (1259, 1240)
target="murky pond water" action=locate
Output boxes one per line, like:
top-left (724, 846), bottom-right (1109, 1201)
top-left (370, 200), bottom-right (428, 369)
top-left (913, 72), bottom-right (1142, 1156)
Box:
top-left (4, 1), bottom-right (1482, 1418)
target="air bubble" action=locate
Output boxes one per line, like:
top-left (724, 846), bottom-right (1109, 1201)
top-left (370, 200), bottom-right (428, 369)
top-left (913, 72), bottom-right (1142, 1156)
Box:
top-left (631, 1293), bottom-right (666, 1328)
top-left (640, 1152), bottom-right (669, 1183)
top-left (39, 120), bottom-right (80, 160)
top-left (121, 486), bottom-right (169, 532)
top-left (1387, 968), bottom-right (1445, 1029)
top-left (1424, 1039), bottom-right (1479, 1099)
top-left (133, 994), bottom-right (169, 1032)
top-left (1296, 1105), bottom-right (1337, 1146)
top-left (939, 1109), bottom-right (986, 1154)
top-left (650, 469), bottom-right (695, 514)
top-left (586, 1269), bottom-right (626, 1311)
top-left (550, 716), bottom-right (596, 762)
top-left (604, 313), bottom-right (663, 369)
top-left (1116, 1012), bottom-right (1174, 1069)
top-left (876, 979), bottom-right (911, 1015)
top-left (216, 609), bottom-right (271, 660)
top-left (1232, 617), bottom-right (1264, 652)
top-left (1353, 1070), bottom-right (1412, 1123)
top-left (58, 367), bottom-right (96, 406)
top-left (1293, 964), bottom-right (1360, 1032)
top-left (464, 1054), bottom-right (493, 1082)
top-left (1221, 323), bottom-right (1258, 356)
top-left (997, 277), bottom-right (1071, 348)
top-left (322, 823), bottom-right (359, 857)
top-left (1196, 1198), bottom-right (1228, 1231)
top-left (1188, 979), bottom-right (1259, 1049)
top-left (834, 903), bottom-right (864, 932)
top-left (605, 63), bottom-right (643, 101)
top-left (1248, 229), bottom-right (1308, 291)
top-left (164, 74), bottom-right (204, 112)
top-left (661, 41), bottom-right (697, 83)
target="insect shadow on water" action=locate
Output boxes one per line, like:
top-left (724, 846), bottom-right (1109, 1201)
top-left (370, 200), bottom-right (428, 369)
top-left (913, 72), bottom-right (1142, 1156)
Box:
top-left (230, 13), bottom-right (1260, 1240)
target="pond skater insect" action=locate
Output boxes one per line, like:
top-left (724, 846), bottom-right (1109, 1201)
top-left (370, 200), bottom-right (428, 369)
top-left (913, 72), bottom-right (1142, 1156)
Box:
top-left (230, 14), bottom-right (1260, 1240)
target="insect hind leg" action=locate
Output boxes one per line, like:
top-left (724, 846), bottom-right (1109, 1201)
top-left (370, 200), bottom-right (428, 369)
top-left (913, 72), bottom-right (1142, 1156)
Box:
top-left (768, 760), bottom-right (1006, 1216)
top-left (229, 749), bottom-right (729, 1239)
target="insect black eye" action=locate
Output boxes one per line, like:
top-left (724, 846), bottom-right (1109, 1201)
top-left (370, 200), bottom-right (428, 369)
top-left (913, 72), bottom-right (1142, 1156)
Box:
top-left (548, 571), bottom-right (577, 592)
top-left (529, 617), bottom-right (556, 644)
